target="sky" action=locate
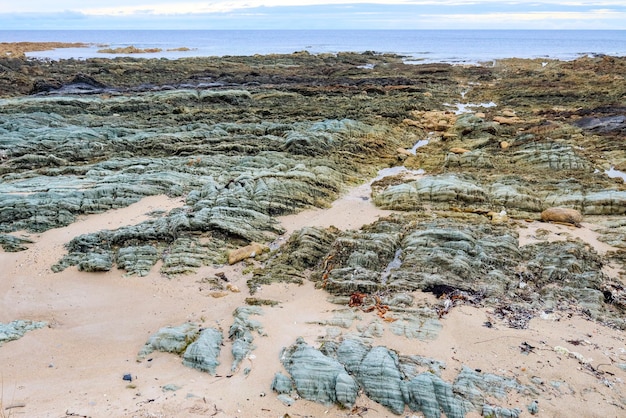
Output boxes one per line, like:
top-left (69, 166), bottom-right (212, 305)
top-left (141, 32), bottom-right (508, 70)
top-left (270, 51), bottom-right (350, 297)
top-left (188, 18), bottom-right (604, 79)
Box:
top-left (1, 0), bottom-right (625, 30)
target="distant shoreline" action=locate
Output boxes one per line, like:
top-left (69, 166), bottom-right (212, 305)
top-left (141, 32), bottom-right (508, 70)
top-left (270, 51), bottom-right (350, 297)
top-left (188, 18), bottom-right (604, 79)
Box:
top-left (0, 41), bottom-right (89, 58)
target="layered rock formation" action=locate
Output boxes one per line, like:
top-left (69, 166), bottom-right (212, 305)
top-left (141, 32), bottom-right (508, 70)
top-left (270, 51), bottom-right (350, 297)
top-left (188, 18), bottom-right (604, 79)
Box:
top-left (1, 52), bottom-right (625, 416)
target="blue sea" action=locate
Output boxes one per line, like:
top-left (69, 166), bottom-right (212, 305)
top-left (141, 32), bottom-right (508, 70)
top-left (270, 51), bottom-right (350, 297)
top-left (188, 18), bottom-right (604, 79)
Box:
top-left (1, 30), bottom-right (625, 63)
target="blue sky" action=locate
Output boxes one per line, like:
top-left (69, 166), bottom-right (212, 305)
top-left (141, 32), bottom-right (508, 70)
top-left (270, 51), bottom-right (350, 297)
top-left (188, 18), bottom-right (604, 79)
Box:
top-left (1, 1), bottom-right (625, 30)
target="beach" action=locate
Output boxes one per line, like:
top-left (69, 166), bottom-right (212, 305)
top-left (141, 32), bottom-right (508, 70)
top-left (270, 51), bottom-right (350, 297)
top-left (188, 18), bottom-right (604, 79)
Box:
top-left (1, 45), bottom-right (625, 417)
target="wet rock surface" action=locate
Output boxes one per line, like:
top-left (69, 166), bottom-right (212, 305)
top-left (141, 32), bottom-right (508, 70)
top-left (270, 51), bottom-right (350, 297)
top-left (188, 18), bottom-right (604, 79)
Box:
top-left (1, 53), bottom-right (626, 416)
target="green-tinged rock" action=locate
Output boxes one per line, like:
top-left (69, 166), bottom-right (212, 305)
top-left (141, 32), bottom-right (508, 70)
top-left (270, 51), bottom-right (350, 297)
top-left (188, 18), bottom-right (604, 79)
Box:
top-left (115, 245), bottom-right (158, 276)
top-left (281, 336), bottom-right (532, 416)
top-left (482, 404), bottom-right (522, 418)
top-left (277, 394), bottom-right (295, 406)
top-left (0, 233), bottom-right (33, 252)
top-left (137, 323), bottom-right (200, 360)
top-left (249, 226), bottom-right (339, 292)
top-left (161, 237), bottom-right (226, 276)
top-left (77, 251), bottom-right (113, 272)
top-left (355, 346), bottom-right (405, 415)
top-left (403, 373), bottom-right (465, 418)
top-left (0, 320), bottom-right (47, 346)
top-left (389, 311), bottom-right (442, 341)
top-left (399, 354), bottom-right (447, 378)
top-left (182, 327), bottom-right (223, 375)
top-left (316, 309), bottom-right (361, 329)
top-left (229, 306), bottom-right (264, 372)
top-left (453, 366), bottom-right (531, 410)
top-left (280, 337), bottom-right (358, 408)
top-left (271, 372), bottom-right (294, 394)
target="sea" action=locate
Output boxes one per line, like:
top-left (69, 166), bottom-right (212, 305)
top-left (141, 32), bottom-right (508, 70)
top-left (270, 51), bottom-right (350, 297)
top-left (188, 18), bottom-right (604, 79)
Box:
top-left (1, 30), bottom-right (626, 64)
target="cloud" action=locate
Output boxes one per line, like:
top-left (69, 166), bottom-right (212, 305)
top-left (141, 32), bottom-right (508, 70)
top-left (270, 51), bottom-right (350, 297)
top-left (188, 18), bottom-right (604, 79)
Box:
top-left (0, 1), bottom-right (625, 29)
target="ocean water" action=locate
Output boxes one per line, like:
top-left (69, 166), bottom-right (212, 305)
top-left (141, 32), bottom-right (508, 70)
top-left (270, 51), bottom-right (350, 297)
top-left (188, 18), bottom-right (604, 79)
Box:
top-left (1, 30), bottom-right (625, 63)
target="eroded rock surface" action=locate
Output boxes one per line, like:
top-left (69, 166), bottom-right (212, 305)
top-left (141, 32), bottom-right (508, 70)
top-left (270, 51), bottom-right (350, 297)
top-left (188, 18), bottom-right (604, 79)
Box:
top-left (278, 336), bottom-right (532, 416)
top-left (0, 320), bottom-right (47, 346)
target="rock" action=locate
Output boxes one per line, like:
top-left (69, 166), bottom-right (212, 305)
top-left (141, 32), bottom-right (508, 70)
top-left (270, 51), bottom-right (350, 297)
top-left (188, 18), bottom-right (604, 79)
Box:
top-left (277, 394), bottom-right (295, 407)
top-left (0, 234), bottom-right (33, 252)
top-left (249, 226), bottom-right (339, 292)
top-left (0, 320), bottom-right (47, 346)
top-left (137, 323), bottom-right (200, 360)
top-left (482, 405), bottom-right (522, 418)
top-left (271, 372), bottom-right (294, 394)
top-left (373, 174), bottom-right (488, 211)
top-left (452, 366), bottom-right (531, 411)
top-left (182, 328), bottom-right (223, 375)
top-left (229, 306), bottom-right (264, 372)
top-left (404, 373), bottom-right (465, 418)
top-left (280, 337), bottom-right (534, 416)
top-left (540, 207), bottom-right (583, 226)
top-left (573, 115), bottom-right (626, 134)
top-left (494, 115), bottom-right (523, 125)
top-left (280, 337), bottom-right (358, 408)
top-left (488, 210), bottom-right (508, 224)
top-left (352, 346), bottom-right (405, 414)
top-left (115, 245), bottom-right (158, 276)
top-left (227, 242), bottom-right (270, 265)
top-left (449, 147), bottom-right (470, 154)
top-left (527, 400), bottom-right (540, 415)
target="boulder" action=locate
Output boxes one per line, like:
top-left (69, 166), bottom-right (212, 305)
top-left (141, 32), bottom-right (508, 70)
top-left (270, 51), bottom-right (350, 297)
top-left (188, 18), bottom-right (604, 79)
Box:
top-left (280, 337), bottom-right (358, 408)
top-left (540, 207), bottom-right (583, 226)
top-left (137, 323), bottom-right (200, 360)
top-left (227, 242), bottom-right (270, 265)
top-left (182, 328), bottom-right (223, 375)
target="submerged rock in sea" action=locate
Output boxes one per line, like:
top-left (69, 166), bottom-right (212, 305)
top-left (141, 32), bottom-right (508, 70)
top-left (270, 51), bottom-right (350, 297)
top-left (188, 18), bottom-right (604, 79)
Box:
top-left (0, 320), bottom-right (47, 346)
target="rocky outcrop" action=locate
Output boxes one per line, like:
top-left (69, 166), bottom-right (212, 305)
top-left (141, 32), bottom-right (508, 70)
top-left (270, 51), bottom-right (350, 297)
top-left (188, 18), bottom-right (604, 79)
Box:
top-left (279, 337), bottom-right (359, 409)
top-left (373, 173), bottom-right (626, 217)
top-left (137, 323), bottom-right (201, 360)
top-left (278, 337), bottom-right (532, 416)
top-left (182, 328), bottom-right (223, 375)
top-left (0, 320), bottom-right (47, 346)
top-left (229, 306), bottom-right (264, 372)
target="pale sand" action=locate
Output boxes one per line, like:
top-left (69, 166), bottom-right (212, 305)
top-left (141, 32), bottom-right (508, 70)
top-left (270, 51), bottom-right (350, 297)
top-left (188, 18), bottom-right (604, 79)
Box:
top-left (1, 183), bottom-right (625, 417)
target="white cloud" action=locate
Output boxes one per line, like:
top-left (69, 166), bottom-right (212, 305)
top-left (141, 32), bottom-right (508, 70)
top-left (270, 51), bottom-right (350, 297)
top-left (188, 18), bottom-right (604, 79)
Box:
top-left (423, 9), bottom-right (626, 21)
top-left (3, 1), bottom-right (626, 15)
top-left (1, 1), bottom-right (625, 29)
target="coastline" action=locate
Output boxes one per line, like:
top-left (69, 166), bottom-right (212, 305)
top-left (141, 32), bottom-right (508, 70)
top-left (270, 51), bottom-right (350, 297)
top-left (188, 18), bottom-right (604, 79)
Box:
top-left (0, 41), bottom-right (89, 58)
top-left (1, 47), bottom-right (625, 417)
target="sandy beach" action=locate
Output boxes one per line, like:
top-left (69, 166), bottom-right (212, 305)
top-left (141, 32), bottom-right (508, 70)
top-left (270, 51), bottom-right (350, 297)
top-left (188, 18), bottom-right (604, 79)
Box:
top-left (1, 49), bottom-right (625, 418)
top-left (2, 178), bottom-right (625, 418)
